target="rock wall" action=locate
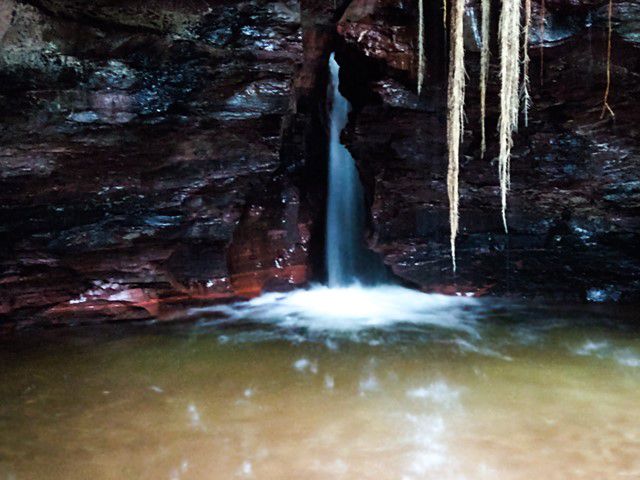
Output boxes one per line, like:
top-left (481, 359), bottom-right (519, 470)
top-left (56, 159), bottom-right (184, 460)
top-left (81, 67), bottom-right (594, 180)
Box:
top-left (0, 0), bottom-right (336, 325)
top-left (1, 0), bottom-right (639, 326)
top-left (336, 0), bottom-right (640, 302)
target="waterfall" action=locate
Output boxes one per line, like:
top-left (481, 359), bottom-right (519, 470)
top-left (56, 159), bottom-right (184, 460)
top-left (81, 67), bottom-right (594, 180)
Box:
top-left (326, 53), bottom-right (365, 286)
top-left (326, 53), bottom-right (386, 287)
top-left (191, 58), bottom-right (480, 328)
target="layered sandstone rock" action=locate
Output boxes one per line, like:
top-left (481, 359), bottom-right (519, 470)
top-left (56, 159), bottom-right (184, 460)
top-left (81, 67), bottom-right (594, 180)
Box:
top-left (336, 0), bottom-right (640, 301)
top-left (0, 0), bottom-right (333, 325)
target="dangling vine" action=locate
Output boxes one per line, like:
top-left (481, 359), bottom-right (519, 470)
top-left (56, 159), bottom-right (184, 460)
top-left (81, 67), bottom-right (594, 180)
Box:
top-left (417, 0), bottom-right (426, 95)
top-left (601, 0), bottom-right (615, 119)
top-left (443, 0), bottom-right (448, 30)
top-left (480, 0), bottom-right (491, 159)
top-left (522, 0), bottom-right (532, 127)
top-left (498, 0), bottom-right (521, 233)
top-left (539, 0), bottom-right (545, 85)
top-left (446, 0), bottom-right (466, 271)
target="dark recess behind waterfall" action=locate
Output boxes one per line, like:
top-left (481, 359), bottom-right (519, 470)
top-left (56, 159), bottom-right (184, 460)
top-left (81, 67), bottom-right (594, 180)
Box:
top-left (1, 0), bottom-right (640, 326)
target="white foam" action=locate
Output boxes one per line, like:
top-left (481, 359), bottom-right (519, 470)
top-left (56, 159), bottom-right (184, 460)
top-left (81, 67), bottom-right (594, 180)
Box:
top-left (292, 358), bottom-right (318, 374)
top-left (406, 381), bottom-right (461, 408)
top-left (573, 340), bottom-right (640, 368)
top-left (324, 374), bottom-right (335, 390)
top-left (192, 284), bottom-right (479, 333)
top-left (187, 403), bottom-right (206, 432)
top-left (574, 340), bottom-right (609, 356)
top-left (359, 372), bottom-right (380, 394)
top-left (614, 350), bottom-right (640, 368)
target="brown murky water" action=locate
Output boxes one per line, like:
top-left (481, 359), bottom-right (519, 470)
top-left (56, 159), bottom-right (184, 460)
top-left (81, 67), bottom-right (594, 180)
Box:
top-left (1, 291), bottom-right (639, 480)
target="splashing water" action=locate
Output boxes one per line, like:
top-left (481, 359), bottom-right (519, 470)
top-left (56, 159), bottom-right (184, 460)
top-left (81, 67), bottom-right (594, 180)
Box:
top-left (191, 284), bottom-right (480, 334)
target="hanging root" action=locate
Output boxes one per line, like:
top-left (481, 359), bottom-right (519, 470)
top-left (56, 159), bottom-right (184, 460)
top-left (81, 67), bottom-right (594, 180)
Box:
top-left (443, 0), bottom-right (448, 30)
top-left (498, 0), bottom-right (521, 233)
top-left (417, 0), bottom-right (426, 95)
top-left (600, 0), bottom-right (615, 119)
top-left (522, 0), bottom-right (532, 127)
top-left (539, 0), bottom-right (545, 85)
top-left (480, 0), bottom-right (491, 159)
top-left (446, 0), bottom-right (465, 271)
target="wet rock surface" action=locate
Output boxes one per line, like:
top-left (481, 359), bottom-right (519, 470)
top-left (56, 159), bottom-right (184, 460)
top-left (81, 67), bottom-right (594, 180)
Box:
top-left (337, 0), bottom-right (640, 302)
top-left (0, 0), bottom-right (333, 325)
top-left (1, 0), bottom-right (639, 326)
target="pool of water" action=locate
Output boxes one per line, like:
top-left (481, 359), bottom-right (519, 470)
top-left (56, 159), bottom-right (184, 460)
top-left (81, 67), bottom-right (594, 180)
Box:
top-left (1, 288), bottom-right (639, 479)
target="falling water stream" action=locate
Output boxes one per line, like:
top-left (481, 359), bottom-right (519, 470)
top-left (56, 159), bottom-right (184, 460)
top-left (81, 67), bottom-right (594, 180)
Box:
top-left (325, 53), bottom-right (366, 286)
top-left (1, 55), bottom-right (639, 480)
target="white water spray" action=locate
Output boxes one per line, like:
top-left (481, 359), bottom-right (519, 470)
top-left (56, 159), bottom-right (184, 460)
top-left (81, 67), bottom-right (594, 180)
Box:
top-left (194, 285), bottom-right (479, 333)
